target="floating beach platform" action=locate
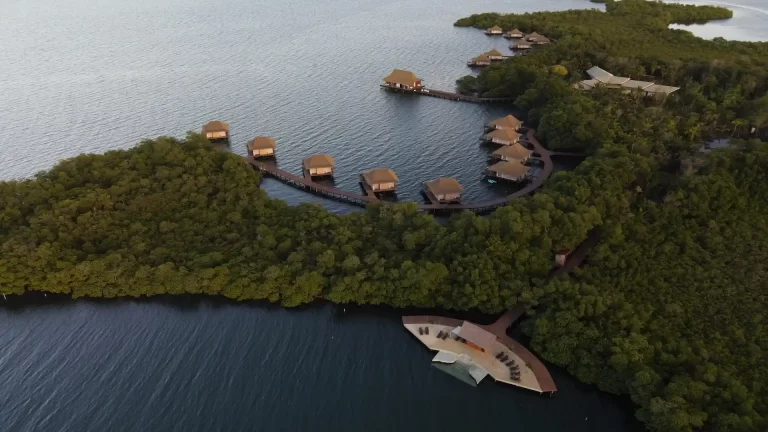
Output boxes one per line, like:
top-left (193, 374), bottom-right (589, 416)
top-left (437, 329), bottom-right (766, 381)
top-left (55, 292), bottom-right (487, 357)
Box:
top-left (402, 308), bottom-right (557, 394)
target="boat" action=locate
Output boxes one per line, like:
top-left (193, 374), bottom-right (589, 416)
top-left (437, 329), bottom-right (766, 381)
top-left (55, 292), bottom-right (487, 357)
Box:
top-left (487, 179), bottom-right (497, 184)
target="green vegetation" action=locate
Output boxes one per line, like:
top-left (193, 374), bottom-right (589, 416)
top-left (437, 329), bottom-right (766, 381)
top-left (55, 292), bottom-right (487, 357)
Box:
top-left (1, 1), bottom-right (767, 431)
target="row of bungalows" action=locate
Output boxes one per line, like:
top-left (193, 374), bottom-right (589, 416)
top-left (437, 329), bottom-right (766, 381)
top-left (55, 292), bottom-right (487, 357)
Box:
top-left (467, 49), bottom-right (505, 67)
top-left (510, 32), bottom-right (550, 50)
top-left (576, 66), bottom-right (680, 98)
top-left (482, 114), bottom-right (531, 182)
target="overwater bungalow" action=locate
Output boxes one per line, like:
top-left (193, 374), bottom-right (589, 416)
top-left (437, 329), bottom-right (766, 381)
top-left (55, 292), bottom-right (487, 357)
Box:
top-left (303, 154), bottom-right (335, 178)
top-left (482, 128), bottom-right (522, 146)
top-left (486, 114), bottom-right (523, 131)
top-left (509, 39), bottom-right (532, 50)
top-left (491, 143), bottom-right (533, 163)
top-left (467, 54), bottom-right (491, 67)
top-left (484, 49), bottom-right (505, 61)
top-left (361, 168), bottom-right (399, 193)
top-left (247, 136), bottom-right (277, 158)
top-left (503, 29), bottom-right (524, 39)
top-left (526, 32), bottom-right (551, 45)
top-left (201, 121), bottom-right (229, 141)
top-left (423, 177), bottom-right (464, 204)
top-left (486, 160), bottom-right (530, 182)
top-left (485, 25), bottom-right (503, 35)
top-left (382, 69), bottom-right (423, 90)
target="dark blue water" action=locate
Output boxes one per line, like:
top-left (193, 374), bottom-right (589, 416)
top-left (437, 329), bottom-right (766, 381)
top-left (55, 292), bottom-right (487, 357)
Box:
top-left (0, 298), bottom-right (642, 432)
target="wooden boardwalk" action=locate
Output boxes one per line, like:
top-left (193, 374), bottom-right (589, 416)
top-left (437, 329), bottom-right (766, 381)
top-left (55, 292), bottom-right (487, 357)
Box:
top-left (244, 130), bottom-right (584, 214)
top-left (380, 85), bottom-right (513, 104)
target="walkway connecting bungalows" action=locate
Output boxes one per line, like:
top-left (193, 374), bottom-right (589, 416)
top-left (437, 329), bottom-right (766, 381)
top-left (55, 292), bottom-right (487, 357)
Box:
top-left (247, 136), bottom-right (277, 158)
top-left (303, 154), bottom-right (335, 178)
top-left (202, 121), bottom-right (229, 141)
top-left (423, 177), bottom-right (464, 204)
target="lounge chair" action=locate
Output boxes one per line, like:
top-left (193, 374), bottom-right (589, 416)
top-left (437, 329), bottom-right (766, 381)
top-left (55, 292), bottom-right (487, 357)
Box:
top-left (418, 328), bottom-right (424, 335)
top-left (425, 327), bottom-right (429, 335)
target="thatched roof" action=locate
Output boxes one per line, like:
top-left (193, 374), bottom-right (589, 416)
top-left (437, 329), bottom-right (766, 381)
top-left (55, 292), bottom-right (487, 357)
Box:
top-left (485, 49), bottom-right (504, 57)
top-left (507, 29), bottom-right (523, 36)
top-left (488, 114), bottom-right (523, 129)
top-left (202, 120), bottom-right (229, 133)
top-left (488, 25), bottom-right (503, 32)
top-left (383, 69), bottom-right (421, 86)
top-left (492, 143), bottom-right (532, 160)
top-left (488, 160), bottom-right (529, 177)
top-left (526, 32), bottom-right (550, 43)
top-left (362, 168), bottom-right (398, 184)
top-left (303, 154), bottom-right (335, 169)
top-left (424, 177), bottom-right (464, 196)
top-left (248, 136), bottom-right (277, 150)
top-left (484, 128), bottom-right (522, 142)
top-left (472, 54), bottom-right (492, 63)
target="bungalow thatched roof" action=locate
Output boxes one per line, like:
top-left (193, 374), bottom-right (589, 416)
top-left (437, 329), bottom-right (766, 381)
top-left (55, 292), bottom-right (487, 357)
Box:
top-left (383, 69), bottom-right (421, 86)
top-left (202, 120), bottom-right (229, 133)
top-left (303, 154), bottom-right (335, 169)
top-left (488, 25), bottom-right (503, 32)
top-left (488, 114), bottom-right (523, 130)
top-left (484, 128), bottom-right (522, 142)
top-left (488, 160), bottom-right (529, 177)
top-left (492, 143), bottom-right (533, 160)
top-left (485, 49), bottom-right (504, 57)
top-left (424, 177), bottom-right (464, 196)
top-left (472, 54), bottom-right (492, 63)
top-left (363, 168), bottom-right (399, 185)
top-left (248, 136), bottom-right (277, 150)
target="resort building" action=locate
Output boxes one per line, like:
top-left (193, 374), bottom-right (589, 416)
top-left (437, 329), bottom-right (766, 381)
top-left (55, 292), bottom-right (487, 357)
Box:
top-left (361, 168), bottom-right (399, 193)
top-left (503, 29), bottom-right (524, 39)
top-left (402, 312), bottom-right (557, 393)
top-left (576, 66), bottom-right (680, 97)
top-left (201, 121), bottom-right (229, 141)
top-left (303, 154), bottom-right (335, 178)
top-left (483, 128), bottom-right (522, 146)
top-left (485, 25), bottom-right (503, 35)
top-left (486, 114), bottom-right (523, 131)
top-left (247, 136), bottom-right (277, 158)
top-left (491, 143), bottom-right (533, 163)
top-left (509, 39), bottom-right (532, 50)
top-left (423, 177), bottom-right (464, 204)
top-left (486, 160), bottom-right (530, 182)
top-left (484, 49), bottom-right (505, 61)
top-left (382, 69), bottom-right (423, 90)
top-left (468, 54), bottom-right (492, 67)
top-left (525, 32), bottom-right (551, 45)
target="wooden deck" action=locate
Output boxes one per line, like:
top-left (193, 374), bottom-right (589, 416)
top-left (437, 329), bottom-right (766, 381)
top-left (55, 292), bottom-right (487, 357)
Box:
top-left (402, 307), bottom-right (557, 393)
top-left (244, 130), bottom-right (584, 214)
top-left (380, 85), bottom-right (513, 104)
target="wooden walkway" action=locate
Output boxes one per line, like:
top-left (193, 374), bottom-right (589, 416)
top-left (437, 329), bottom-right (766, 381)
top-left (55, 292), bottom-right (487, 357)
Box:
top-left (380, 85), bottom-right (513, 104)
top-left (244, 130), bottom-right (585, 214)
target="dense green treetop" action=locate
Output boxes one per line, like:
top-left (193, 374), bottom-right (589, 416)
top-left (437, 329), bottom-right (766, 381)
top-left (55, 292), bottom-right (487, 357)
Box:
top-left (2, 1), bottom-right (768, 431)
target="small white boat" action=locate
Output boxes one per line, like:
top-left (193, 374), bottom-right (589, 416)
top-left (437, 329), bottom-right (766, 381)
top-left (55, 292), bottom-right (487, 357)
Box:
top-left (487, 179), bottom-right (497, 184)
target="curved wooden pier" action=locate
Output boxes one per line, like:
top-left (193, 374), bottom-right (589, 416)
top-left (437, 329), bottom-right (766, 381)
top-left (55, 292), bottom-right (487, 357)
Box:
top-left (380, 85), bottom-right (514, 103)
top-left (245, 129), bottom-right (583, 213)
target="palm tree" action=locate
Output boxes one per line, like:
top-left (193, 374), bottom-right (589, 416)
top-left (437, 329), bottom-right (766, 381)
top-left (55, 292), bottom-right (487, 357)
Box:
top-left (731, 118), bottom-right (746, 137)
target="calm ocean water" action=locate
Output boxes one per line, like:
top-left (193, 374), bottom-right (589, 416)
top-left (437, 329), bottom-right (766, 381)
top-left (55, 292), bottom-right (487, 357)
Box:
top-left (0, 0), bottom-right (764, 430)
